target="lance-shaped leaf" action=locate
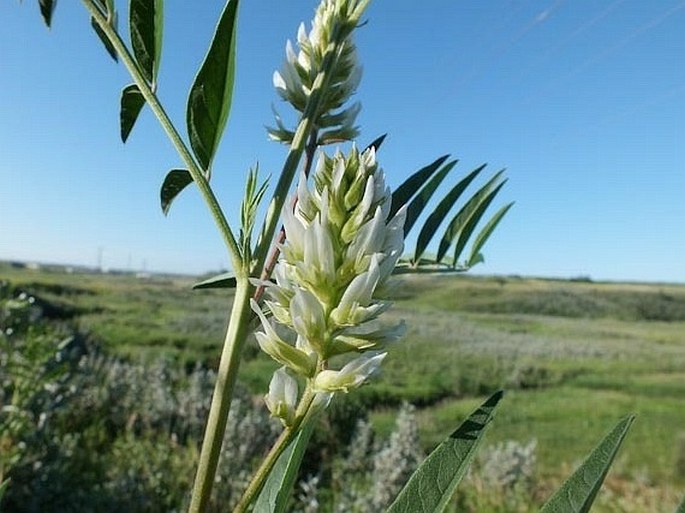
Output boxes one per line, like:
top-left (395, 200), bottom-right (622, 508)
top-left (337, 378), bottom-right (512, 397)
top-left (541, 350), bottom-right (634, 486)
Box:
top-left (129, 0), bottom-right (163, 86)
top-left (466, 201), bottom-right (514, 268)
top-left (253, 419), bottom-right (315, 513)
top-left (186, 0), bottom-right (240, 171)
top-left (364, 133), bottom-right (387, 154)
top-left (387, 390), bottom-right (503, 513)
top-left (540, 415), bottom-right (635, 513)
top-left (90, 16), bottom-right (118, 61)
top-left (436, 169), bottom-right (505, 263)
top-left (390, 155), bottom-right (449, 219)
top-left (192, 271), bottom-right (236, 290)
top-left (452, 178), bottom-right (507, 267)
top-left (404, 160), bottom-right (456, 237)
top-left (412, 163), bottom-right (485, 263)
top-left (120, 84), bottom-right (145, 143)
top-left (38, 0), bottom-right (56, 27)
top-left (160, 169), bottom-right (193, 215)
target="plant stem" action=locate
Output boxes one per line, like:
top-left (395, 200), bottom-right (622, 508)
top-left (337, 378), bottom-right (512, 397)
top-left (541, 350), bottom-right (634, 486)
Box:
top-left (189, 279), bottom-right (254, 513)
top-left (81, 0), bottom-right (243, 271)
top-left (253, 129), bottom-right (319, 303)
top-left (233, 388), bottom-right (316, 513)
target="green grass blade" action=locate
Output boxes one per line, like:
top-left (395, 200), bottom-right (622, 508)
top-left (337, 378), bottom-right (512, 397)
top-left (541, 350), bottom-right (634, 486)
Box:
top-left (160, 169), bottom-right (193, 215)
top-left (466, 201), bottom-right (514, 268)
top-left (436, 169), bottom-right (504, 263)
top-left (120, 84), bottom-right (146, 143)
top-left (253, 420), bottom-right (315, 513)
top-left (413, 163), bottom-right (484, 263)
top-left (540, 415), bottom-right (636, 513)
top-left (404, 161), bottom-right (455, 237)
top-left (192, 271), bottom-right (236, 289)
top-left (129, 0), bottom-right (164, 85)
top-left (452, 177), bottom-right (506, 267)
top-left (390, 155), bottom-right (450, 219)
top-left (186, 0), bottom-right (240, 171)
top-left (386, 390), bottom-right (504, 513)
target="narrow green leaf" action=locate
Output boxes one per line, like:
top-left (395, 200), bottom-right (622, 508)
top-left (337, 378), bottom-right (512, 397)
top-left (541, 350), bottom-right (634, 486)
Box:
top-left (120, 84), bottom-right (145, 143)
top-left (38, 0), bottom-right (56, 27)
top-left (364, 133), bottom-right (387, 153)
top-left (129, 0), bottom-right (163, 85)
top-left (192, 272), bottom-right (236, 290)
top-left (390, 155), bottom-right (450, 219)
top-left (90, 16), bottom-right (118, 61)
top-left (160, 169), bottom-right (193, 215)
top-left (452, 178), bottom-right (507, 267)
top-left (186, 0), bottom-right (240, 171)
top-left (466, 201), bottom-right (514, 268)
top-left (253, 420), bottom-right (315, 513)
top-left (404, 161), bottom-right (455, 237)
top-left (540, 415), bottom-right (636, 513)
top-left (675, 492), bottom-right (685, 513)
top-left (436, 170), bottom-right (505, 263)
top-left (387, 390), bottom-right (504, 513)
top-left (412, 163), bottom-right (485, 263)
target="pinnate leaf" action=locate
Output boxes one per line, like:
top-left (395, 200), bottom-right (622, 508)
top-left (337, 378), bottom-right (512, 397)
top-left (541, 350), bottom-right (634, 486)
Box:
top-left (412, 163), bottom-right (484, 263)
top-left (452, 177), bottom-right (506, 267)
top-left (386, 391), bottom-right (504, 513)
top-left (120, 84), bottom-right (145, 143)
top-left (540, 415), bottom-right (635, 513)
top-left (186, 0), bottom-right (239, 171)
top-left (160, 169), bottom-right (193, 215)
top-left (390, 155), bottom-right (449, 220)
top-left (466, 201), bottom-right (514, 268)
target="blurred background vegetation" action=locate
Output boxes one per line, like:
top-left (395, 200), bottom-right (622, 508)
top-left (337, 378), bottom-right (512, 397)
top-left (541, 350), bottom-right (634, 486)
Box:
top-left (2, 261), bottom-right (685, 512)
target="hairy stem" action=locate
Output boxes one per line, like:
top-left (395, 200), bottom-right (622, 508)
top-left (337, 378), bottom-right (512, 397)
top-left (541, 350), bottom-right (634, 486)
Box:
top-left (81, 0), bottom-right (243, 271)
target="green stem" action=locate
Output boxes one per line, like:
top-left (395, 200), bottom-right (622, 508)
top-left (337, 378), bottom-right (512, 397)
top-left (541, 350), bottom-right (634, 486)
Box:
top-left (81, 0), bottom-right (242, 271)
top-left (233, 387), bottom-right (317, 513)
top-left (189, 279), bottom-right (254, 513)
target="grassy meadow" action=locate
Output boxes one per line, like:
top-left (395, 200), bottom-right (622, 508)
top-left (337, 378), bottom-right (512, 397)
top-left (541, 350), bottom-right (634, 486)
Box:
top-left (3, 262), bottom-right (685, 510)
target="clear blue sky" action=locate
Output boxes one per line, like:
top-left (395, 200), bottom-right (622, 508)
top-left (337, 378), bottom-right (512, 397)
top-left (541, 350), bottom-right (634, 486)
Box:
top-left (1, 1), bottom-right (684, 282)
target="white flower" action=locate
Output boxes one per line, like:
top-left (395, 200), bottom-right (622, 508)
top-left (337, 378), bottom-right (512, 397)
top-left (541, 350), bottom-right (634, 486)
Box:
top-left (314, 352), bottom-right (387, 393)
top-left (290, 288), bottom-right (328, 355)
top-left (265, 367), bottom-right (299, 426)
top-left (251, 300), bottom-right (316, 377)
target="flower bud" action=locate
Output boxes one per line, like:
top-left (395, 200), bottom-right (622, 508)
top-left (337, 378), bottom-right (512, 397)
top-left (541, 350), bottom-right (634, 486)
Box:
top-left (265, 367), bottom-right (299, 426)
top-left (314, 352), bottom-right (387, 393)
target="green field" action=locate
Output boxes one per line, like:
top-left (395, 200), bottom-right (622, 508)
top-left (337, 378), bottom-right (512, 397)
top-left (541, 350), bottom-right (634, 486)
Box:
top-left (3, 262), bottom-right (685, 510)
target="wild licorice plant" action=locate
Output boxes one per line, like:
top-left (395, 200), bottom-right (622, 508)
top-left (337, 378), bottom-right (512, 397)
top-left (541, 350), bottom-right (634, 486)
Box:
top-left (10, 1), bottom-right (685, 512)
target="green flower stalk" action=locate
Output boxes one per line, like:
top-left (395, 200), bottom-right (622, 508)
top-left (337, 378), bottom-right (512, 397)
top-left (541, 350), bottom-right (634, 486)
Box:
top-left (253, 145), bottom-right (406, 426)
top-left (268, 0), bottom-right (364, 146)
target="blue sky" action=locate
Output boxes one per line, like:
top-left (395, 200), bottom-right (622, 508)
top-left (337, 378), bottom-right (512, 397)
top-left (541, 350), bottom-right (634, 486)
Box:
top-left (1, 1), bottom-right (684, 282)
